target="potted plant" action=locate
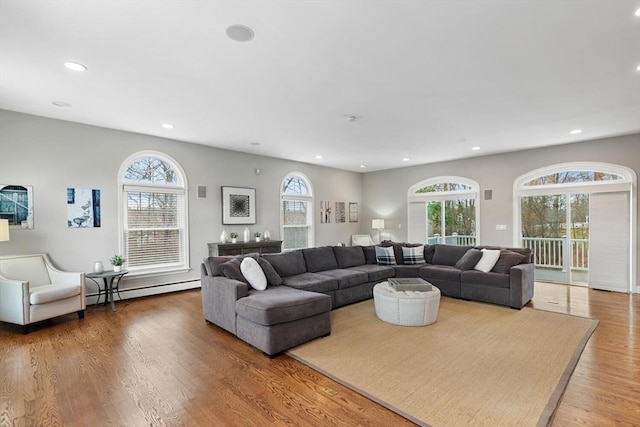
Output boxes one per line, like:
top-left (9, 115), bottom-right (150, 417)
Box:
top-left (255, 232), bottom-right (261, 242)
top-left (109, 254), bottom-right (126, 272)
top-left (229, 232), bottom-right (238, 243)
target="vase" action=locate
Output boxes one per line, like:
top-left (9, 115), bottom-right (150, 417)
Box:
top-left (255, 237), bottom-right (261, 242)
top-left (113, 265), bottom-right (122, 273)
top-left (231, 238), bottom-right (237, 244)
top-left (243, 227), bottom-right (250, 243)
top-left (264, 228), bottom-right (271, 240)
top-left (93, 261), bottom-right (104, 274)
top-left (220, 229), bottom-right (228, 243)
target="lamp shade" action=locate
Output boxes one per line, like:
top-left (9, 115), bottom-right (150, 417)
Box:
top-left (372, 219), bottom-right (385, 230)
top-left (0, 219), bottom-right (9, 242)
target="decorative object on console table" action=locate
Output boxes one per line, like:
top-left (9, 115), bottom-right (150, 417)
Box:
top-left (372, 218), bottom-right (385, 243)
top-left (222, 186), bottom-right (256, 225)
top-left (243, 227), bottom-right (250, 242)
top-left (229, 232), bottom-right (238, 244)
top-left (207, 240), bottom-right (282, 256)
top-left (255, 232), bottom-right (261, 242)
top-left (220, 229), bottom-right (228, 243)
top-left (263, 228), bottom-right (271, 240)
top-left (93, 261), bottom-right (104, 273)
top-left (109, 254), bottom-right (125, 273)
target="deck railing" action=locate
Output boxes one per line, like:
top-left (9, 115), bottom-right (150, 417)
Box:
top-left (522, 237), bottom-right (588, 270)
top-left (427, 234), bottom-right (476, 246)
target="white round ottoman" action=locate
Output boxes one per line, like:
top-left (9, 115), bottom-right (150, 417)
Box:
top-left (373, 281), bottom-right (441, 326)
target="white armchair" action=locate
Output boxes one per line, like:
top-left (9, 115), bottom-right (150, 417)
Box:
top-left (351, 234), bottom-right (376, 246)
top-left (0, 254), bottom-right (86, 333)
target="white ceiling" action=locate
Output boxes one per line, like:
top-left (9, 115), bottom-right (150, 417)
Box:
top-left (1, 1), bottom-right (639, 172)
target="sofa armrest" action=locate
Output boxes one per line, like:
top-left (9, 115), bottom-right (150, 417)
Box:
top-left (0, 277), bottom-right (30, 325)
top-left (201, 275), bottom-right (249, 335)
top-left (509, 263), bottom-right (535, 309)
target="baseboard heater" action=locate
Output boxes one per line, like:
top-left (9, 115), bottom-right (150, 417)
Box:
top-left (84, 279), bottom-right (201, 303)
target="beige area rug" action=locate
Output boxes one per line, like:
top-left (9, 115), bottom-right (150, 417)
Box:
top-left (287, 298), bottom-right (598, 427)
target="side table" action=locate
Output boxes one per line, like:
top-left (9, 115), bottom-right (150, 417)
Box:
top-left (86, 270), bottom-right (128, 311)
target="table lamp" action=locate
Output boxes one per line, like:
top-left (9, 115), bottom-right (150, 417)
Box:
top-left (372, 218), bottom-right (385, 243)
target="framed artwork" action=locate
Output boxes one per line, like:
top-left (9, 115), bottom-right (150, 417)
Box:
top-left (320, 200), bottom-right (332, 223)
top-left (67, 188), bottom-right (101, 228)
top-left (349, 202), bottom-right (358, 222)
top-left (0, 184), bottom-right (34, 229)
top-left (335, 202), bottom-right (345, 223)
top-left (222, 186), bottom-right (256, 224)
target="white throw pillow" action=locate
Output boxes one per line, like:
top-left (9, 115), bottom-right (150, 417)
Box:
top-left (240, 257), bottom-right (268, 290)
top-left (473, 249), bottom-right (501, 273)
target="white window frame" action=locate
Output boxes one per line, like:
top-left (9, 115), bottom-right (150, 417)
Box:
top-left (514, 162), bottom-right (636, 292)
top-left (407, 176), bottom-right (480, 244)
top-left (280, 172), bottom-right (314, 250)
top-left (118, 151), bottom-right (189, 276)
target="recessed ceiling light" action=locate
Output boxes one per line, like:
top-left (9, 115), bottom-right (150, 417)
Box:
top-left (315, 155), bottom-right (323, 159)
top-left (64, 61), bottom-right (87, 72)
top-left (250, 142), bottom-right (261, 146)
top-left (162, 123), bottom-right (174, 129)
top-left (360, 164), bottom-right (367, 168)
top-left (471, 146), bottom-right (481, 151)
top-left (52, 101), bottom-right (71, 107)
top-left (636, 64), bottom-right (640, 71)
top-left (346, 115), bottom-right (358, 122)
top-left (226, 24), bottom-right (254, 42)
top-left (402, 158), bottom-right (410, 162)
top-left (635, 7), bottom-right (640, 17)
top-left (570, 129), bottom-right (582, 135)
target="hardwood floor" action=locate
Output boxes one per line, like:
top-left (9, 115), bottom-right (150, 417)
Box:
top-left (0, 282), bottom-right (637, 426)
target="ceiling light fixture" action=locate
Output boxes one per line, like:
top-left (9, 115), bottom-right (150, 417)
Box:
top-left (360, 164), bottom-right (367, 168)
top-left (64, 61), bottom-right (87, 72)
top-left (636, 64), bottom-right (640, 71)
top-left (162, 123), bottom-right (174, 129)
top-left (346, 115), bottom-right (358, 122)
top-left (226, 24), bottom-right (254, 42)
top-left (315, 155), bottom-right (323, 159)
top-left (570, 129), bottom-right (582, 135)
top-left (635, 7), bottom-right (640, 17)
top-left (471, 146), bottom-right (481, 151)
top-left (52, 101), bottom-right (71, 107)
top-left (402, 158), bottom-right (410, 162)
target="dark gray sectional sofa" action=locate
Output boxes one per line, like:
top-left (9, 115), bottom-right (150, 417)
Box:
top-left (201, 242), bottom-right (534, 355)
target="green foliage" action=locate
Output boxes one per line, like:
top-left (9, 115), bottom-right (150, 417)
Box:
top-left (109, 255), bottom-right (125, 266)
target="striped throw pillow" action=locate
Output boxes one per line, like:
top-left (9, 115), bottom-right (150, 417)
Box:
top-left (402, 246), bottom-right (425, 264)
top-left (375, 246), bottom-right (397, 265)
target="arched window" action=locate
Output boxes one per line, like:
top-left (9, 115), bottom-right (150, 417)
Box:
top-left (407, 176), bottom-right (479, 245)
top-left (118, 151), bottom-right (189, 274)
top-left (514, 162), bottom-right (635, 291)
top-left (281, 173), bottom-right (314, 250)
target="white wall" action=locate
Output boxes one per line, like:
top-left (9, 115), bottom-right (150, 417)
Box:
top-left (0, 110), bottom-right (363, 294)
top-left (361, 133), bottom-right (640, 290)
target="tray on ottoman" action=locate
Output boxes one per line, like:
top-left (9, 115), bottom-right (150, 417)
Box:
top-left (388, 277), bottom-right (433, 292)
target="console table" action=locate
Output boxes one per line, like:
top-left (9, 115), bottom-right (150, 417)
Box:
top-left (86, 270), bottom-right (128, 312)
top-left (208, 240), bottom-right (282, 256)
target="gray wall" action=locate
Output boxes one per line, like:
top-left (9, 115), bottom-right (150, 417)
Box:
top-left (0, 110), bottom-right (363, 293)
top-left (361, 133), bottom-right (640, 290)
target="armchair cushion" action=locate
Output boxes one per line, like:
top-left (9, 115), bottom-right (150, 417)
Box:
top-left (30, 283), bottom-right (81, 304)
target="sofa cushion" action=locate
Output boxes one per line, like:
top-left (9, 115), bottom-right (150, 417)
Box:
top-left (348, 264), bottom-right (395, 282)
top-left (262, 250), bottom-right (307, 277)
top-left (315, 269), bottom-right (368, 290)
top-left (491, 250), bottom-right (527, 274)
top-left (219, 258), bottom-right (249, 284)
top-left (375, 246), bottom-right (397, 265)
top-left (334, 246), bottom-right (366, 268)
top-left (402, 246), bottom-right (425, 264)
top-left (236, 286), bottom-right (332, 326)
top-left (281, 272), bottom-right (339, 293)
top-left (393, 264), bottom-right (426, 278)
top-left (303, 246), bottom-right (339, 272)
top-left (474, 249), bottom-right (501, 273)
top-left (419, 264), bottom-right (462, 282)
top-left (203, 253), bottom-right (259, 277)
top-left (477, 246), bottom-right (532, 263)
top-left (241, 258), bottom-right (267, 290)
top-left (257, 257), bottom-right (283, 286)
top-left (431, 244), bottom-right (473, 266)
top-left (424, 244), bottom-right (436, 264)
top-left (362, 246), bottom-right (377, 264)
top-left (455, 248), bottom-right (483, 270)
